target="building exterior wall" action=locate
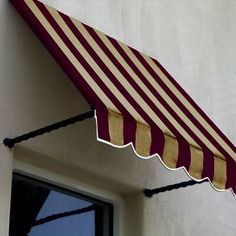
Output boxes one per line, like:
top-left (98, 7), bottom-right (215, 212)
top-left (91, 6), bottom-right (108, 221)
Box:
top-left (0, 0), bottom-right (235, 235)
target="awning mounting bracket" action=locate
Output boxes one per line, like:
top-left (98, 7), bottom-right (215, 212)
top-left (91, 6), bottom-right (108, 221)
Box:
top-left (143, 179), bottom-right (208, 197)
top-left (3, 108), bottom-right (94, 149)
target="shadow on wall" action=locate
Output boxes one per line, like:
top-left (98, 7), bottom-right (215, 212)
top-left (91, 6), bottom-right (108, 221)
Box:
top-left (14, 145), bottom-right (143, 196)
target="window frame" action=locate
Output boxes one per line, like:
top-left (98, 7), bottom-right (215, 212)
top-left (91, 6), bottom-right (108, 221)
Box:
top-left (10, 172), bottom-right (114, 236)
top-left (12, 159), bottom-right (123, 236)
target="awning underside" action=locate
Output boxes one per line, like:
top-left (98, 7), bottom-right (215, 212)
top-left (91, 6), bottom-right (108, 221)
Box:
top-left (11, 0), bottom-right (236, 194)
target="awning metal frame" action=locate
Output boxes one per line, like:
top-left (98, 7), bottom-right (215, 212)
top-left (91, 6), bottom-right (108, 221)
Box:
top-left (3, 108), bottom-right (94, 149)
top-left (143, 179), bottom-right (208, 197)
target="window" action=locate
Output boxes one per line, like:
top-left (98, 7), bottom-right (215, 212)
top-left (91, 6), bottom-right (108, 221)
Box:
top-left (9, 173), bottom-right (113, 236)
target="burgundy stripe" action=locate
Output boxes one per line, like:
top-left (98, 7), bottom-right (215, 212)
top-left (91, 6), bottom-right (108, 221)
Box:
top-left (151, 126), bottom-right (165, 158)
top-left (226, 158), bottom-right (236, 192)
top-left (201, 149), bottom-right (214, 181)
top-left (129, 47), bottom-right (234, 161)
top-left (175, 137), bottom-right (191, 170)
top-left (11, 0), bottom-right (102, 108)
top-left (123, 115), bottom-right (137, 145)
top-left (152, 57), bottom-right (236, 153)
top-left (96, 106), bottom-right (110, 141)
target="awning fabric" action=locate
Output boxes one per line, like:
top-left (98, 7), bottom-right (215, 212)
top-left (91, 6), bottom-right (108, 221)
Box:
top-left (11, 0), bottom-right (236, 194)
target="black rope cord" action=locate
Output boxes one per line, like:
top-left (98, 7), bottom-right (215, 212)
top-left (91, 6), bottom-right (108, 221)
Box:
top-left (3, 109), bottom-right (94, 149)
top-left (143, 179), bottom-right (208, 197)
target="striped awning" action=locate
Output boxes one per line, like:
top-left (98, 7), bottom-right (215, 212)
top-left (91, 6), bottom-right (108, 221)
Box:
top-left (11, 0), bottom-right (236, 194)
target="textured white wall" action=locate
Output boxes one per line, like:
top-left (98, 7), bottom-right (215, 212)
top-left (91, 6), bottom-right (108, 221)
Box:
top-left (0, 0), bottom-right (235, 235)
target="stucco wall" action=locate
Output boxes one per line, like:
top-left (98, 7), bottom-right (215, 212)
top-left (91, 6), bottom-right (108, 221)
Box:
top-left (0, 0), bottom-right (235, 235)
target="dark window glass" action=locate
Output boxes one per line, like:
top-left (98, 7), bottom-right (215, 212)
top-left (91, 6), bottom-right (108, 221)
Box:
top-left (10, 173), bottom-right (113, 236)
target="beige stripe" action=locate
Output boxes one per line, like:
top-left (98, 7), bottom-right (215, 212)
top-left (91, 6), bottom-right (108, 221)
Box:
top-left (46, 7), bottom-right (174, 135)
top-left (189, 147), bottom-right (204, 179)
top-left (142, 54), bottom-right (236, 161)
top-left (24, 0), bottom-right (118, 114)
top-left (118, 42), bottom-right (227, 159)
top-left (108, 110), bottom-right (124, 146)
top-left (162, 135), bottom-right (179, 169)
top-left (135, 122), bottom-right (151, 157)
top-left (212, 156), bottom-right (227, 189)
